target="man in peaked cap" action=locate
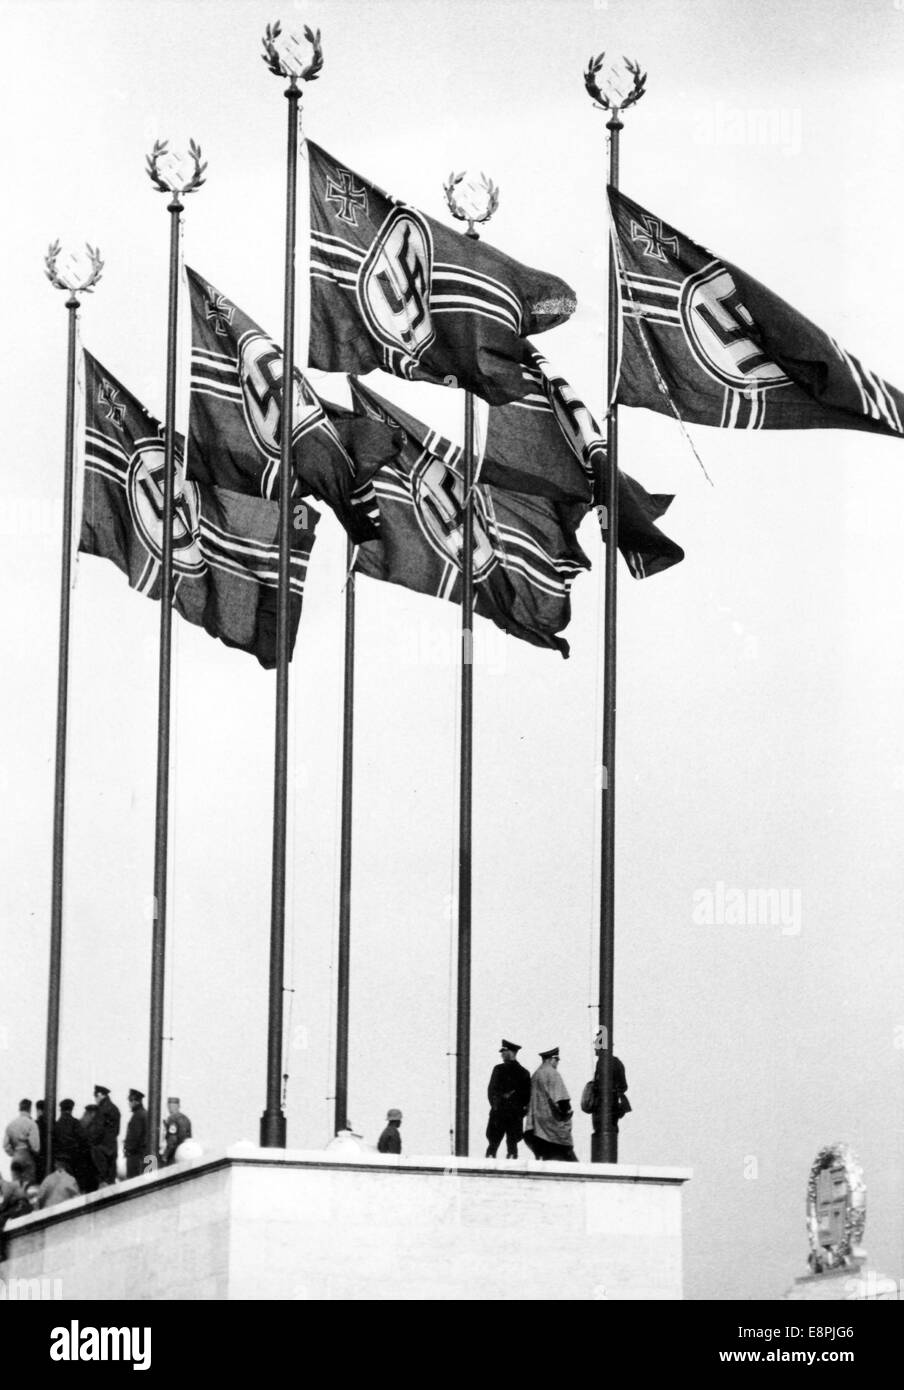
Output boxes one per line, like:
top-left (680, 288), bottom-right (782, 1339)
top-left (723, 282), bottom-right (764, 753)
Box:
top-left (124, 1089), bottom-right (148, 1179)
top-left (377, 1109), bottom-right (403, 1154)
top-left (91, 1086), bottom-right (121, 1187)
top-left (485, 1039), bottom-right (532, 1160)
top-left (161, 1097), bottom-right (192, 1166)
top-left (524, 1047), bottom-right (578, 1162)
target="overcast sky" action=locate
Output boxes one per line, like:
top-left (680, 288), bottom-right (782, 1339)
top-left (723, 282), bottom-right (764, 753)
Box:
top-left (2, 0), bottom-right (903, 1301)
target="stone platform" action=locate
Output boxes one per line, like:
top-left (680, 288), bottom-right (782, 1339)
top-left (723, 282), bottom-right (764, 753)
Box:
top-left (2, 1148), bottom-right (691, 1301)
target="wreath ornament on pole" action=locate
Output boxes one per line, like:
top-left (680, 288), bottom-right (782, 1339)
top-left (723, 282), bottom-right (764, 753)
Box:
top-left (443, 171), bottom-right (500, 237)
top-left (584, 53), bottom-right (647, 114)
top-left (145, 139), bottom-right (207, 197)
top-left (44, 241), bottom-right (104, 295)
top-left (261, 20), bottom-right (323, 82)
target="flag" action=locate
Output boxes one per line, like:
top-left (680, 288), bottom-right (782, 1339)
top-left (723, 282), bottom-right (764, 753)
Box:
top-left (308, 140), bottom-right (577, 405)
top-left (485, 346), bottom-right (685, 578)
top-left (347, 378), bottom-right (590, 656)
top-left (80, 351), bottom-right (319, 669)
top-left (186, 267), bottom-right (395, 542)
top-left (611, 187), bottom-right (904, 435)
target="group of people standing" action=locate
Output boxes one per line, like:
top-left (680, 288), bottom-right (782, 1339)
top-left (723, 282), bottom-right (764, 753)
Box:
top-left (2, 1089), bottom-right (194, 1206)
top-left (485, 1033), bottom-right (631, 1162)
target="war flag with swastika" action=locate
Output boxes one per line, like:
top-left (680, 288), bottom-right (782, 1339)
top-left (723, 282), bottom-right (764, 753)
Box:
top-left (308, 141), bottom-right (577, 406)
top-left (345, 377), bottom-right (590, 656)
top-left (80, 351), bottom-right (319, 669)
top-left (611, 187), bottom-right (904, 435)
top-left (186, 267), bottom-right (397, 543)
top-left (484, 345), bottom-right (685, 579)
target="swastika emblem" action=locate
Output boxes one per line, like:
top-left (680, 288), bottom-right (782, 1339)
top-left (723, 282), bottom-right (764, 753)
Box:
top-left (678, 262), bottom-right (791, 391)
top-left (630, 215), bottom-right (678, 263)
top-left (358, 207), bottom-right (435, 363)
top-left (127, 444), bottom-right (204, 577)
top-left (411, 453), bottom-right (497, 582)
top-left (326, 169), bottom-right (368, 226)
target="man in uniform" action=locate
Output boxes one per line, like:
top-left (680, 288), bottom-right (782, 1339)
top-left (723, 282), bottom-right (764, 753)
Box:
top-left (124, 1089), bottom-right (148, 1179)
top-left (523, 1047), bottom-right (578, 1161)
top-left (485, 1039), bottom-right (532, 1159)
top-left (590, 1028), bottom-right (632, 1143)
top-left (377, 1108), bottom-right (403, 1154)
top-left (161, 1097), bottom-right (192, 1165)
top-left (54, 1099), bottom-right (92, 1194)
top-left (78, 1104), bottom-right (102, 1193)
top-left (91, 1085), bottom-right (121, 1186)
top-left (3, 1099), bottom-right (40, 1187)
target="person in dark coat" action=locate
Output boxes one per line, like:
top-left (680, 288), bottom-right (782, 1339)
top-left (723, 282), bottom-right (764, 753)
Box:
top-left (591, 1029), bottom-right (632, 1137)
top-left (376, 1108), bottom-right (402, 1154)
top-left (161, 1098), bottom-right (192, 1166)
top-left (34, 1101), bottom-right (48, 1183)
top-left (485, 1039), bottom-right (532, 1159)
top-left (91, 1086), bottom-right (120, 1186)
top-left (78, 1105), bottom-right (101, 1193)
top-left (54, 1099), bottom-right (92, 1195)
top-left (124, 1089), bottom-right (148, 1179)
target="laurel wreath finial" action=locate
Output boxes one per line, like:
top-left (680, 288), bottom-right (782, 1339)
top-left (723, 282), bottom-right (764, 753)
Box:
top-left (443, 171), bottom-right (500, 235)
top-left (584, 53), bottom-right (647, 113)
top-left (145, 139), bottom-right (207, 195)
top-left (44, 240), bottom-right (104, 294)
top-left (261, 20), bottom-right (323, 81)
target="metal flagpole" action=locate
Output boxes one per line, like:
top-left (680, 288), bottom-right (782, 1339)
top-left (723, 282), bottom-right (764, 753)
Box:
top-left (42, 241), bottom-right (104, 1170)
top-left (260, 21), bottom-right (323, 1148)
top-left (144, 138), bottom-right (206, 1164)
top-left (334, 537), bottom-right (355, 1135)
top-left (584, 54), bottom-right (646, 1164)
top-left (444, 172), bottom-right (499, 1157)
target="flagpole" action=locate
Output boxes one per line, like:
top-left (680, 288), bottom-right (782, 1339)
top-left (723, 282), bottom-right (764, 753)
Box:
top-left (444, 173), bottom-right (499, 1157)
top-left (144, 139), bottom-right (206, 1165)
top-left (260, 21), bottom-right (323, 1149)
top-left (42, 242), bottom-right (104, 1170)
top-left (584, 54), bottom-right (646, 1164)
top-left (334, 536), bottom-right (355, 1135)
top-left (456, 380), bottom-right (475, 1156)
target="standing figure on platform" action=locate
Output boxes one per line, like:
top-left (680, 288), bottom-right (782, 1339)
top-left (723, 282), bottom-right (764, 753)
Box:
top-left (3, 1099), bottom-right (40, 1187)
top-left (91, 1086), bottom-right (121, 1187)
top-left (485, 1039), bottom-right (532, 1159)
top-left (524, 1048), bottom-right (578, 1162)
top-left (78, 1104), bottom-right (101, 1193)
top-left (54, 1099), bottom-right (92, 1194)
top-left (161, 1098), bottom-right (192, 1166)
top-left (589, 1028), bottom-right (632, 1142)
top-left (34, 1101), bottom-right (48, 1183)
top-left (377, 1108), bottom-right (403, 1154)
top-left (124, 1089), bottom-right (148, 1179)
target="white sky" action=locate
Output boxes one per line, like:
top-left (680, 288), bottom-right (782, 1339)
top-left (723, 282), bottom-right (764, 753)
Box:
top-left (2, 0), bottom-right (903, 1301)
